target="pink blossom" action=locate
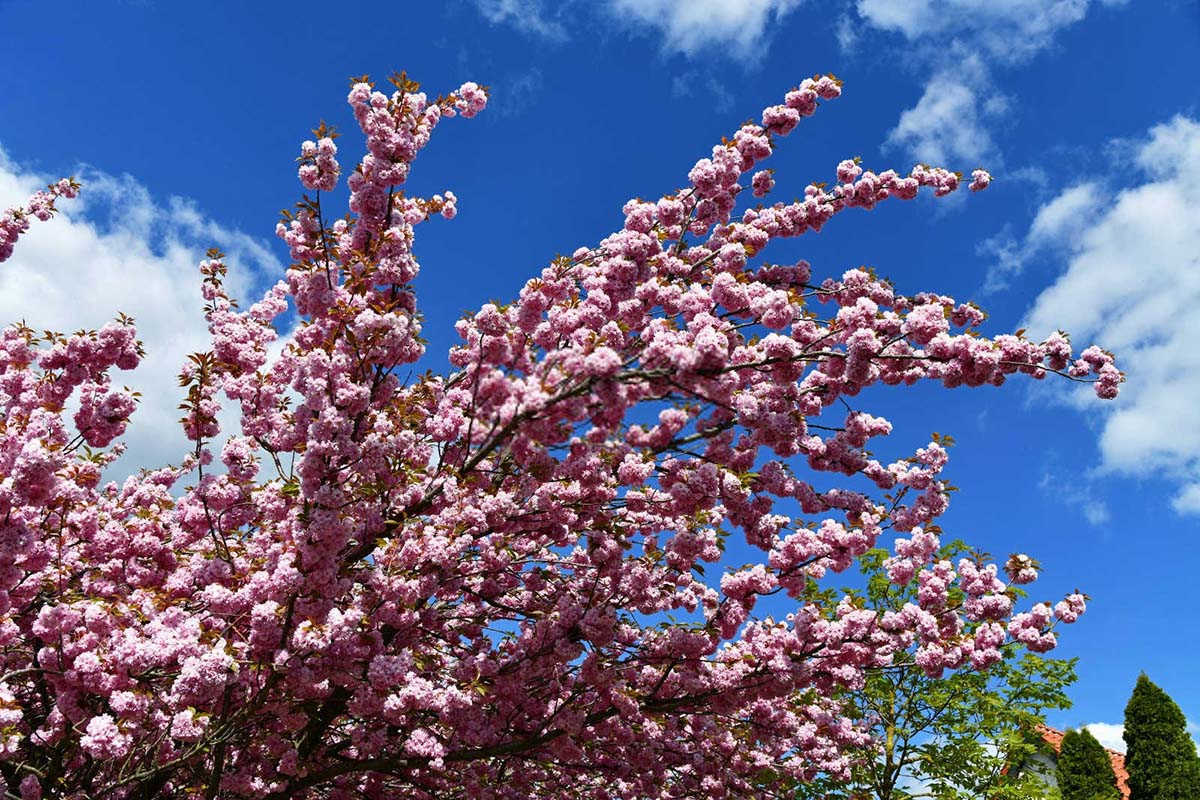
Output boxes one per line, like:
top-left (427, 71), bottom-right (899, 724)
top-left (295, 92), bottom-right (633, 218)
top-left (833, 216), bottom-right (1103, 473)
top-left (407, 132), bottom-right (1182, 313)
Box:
top-left (752, 169), bottom-right (775, 197)
top-left (0, 69), bottom-right (1115, 798)
top-left (80, 715), bottom-right (131, 760)
top-left (1004, 553), bottom-right (1040, 584)
top-left (0, 178), bottom-right (79, 262)
top-left (969, 168), bottom-right (992, 191)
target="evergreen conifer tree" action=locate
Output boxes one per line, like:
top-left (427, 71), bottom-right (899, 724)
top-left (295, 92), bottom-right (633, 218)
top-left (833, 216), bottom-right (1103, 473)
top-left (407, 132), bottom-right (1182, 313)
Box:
top-left (1123, 674), bottom-right (1200, 800)
top-left (1057, 727), bottom-right (1118, 800)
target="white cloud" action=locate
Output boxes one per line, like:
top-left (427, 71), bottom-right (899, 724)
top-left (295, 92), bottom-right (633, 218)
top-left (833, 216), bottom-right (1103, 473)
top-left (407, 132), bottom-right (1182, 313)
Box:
top-left (1021, 116), bottom-right (1200, 514)
top-left (884, 62), bottom-right (1002, 167)
top-left (671, 70), bottom-right (734, 113)
top-left (1082, 718), bottom-right (1200, 755)
top-left (859, 0), bottom-right (1124, 168)
top-left (1077, 498), bottom-right (1110, 526)
top-left (855, 0), bottom-right (1092, 63)
top-left (474, 0), bottom-right (568, 41)
top-left (1173, 484), bottom-right (1200, 515)
top-left (606, 0), bottom-right (803, 57)
top-left (1026, 182), bottom-right (1104, 244)
top-left (1082, 722), bottom-right (1126, 753)
top-left (473, 0), bottom-right (808, 58)
top-left (0, 148), bottom-right (283, 480)
top-left (490, 67), bottom-right (545, 118)
top-left (1040, 468), bottom-right (1111, 525)
top-left (835, 12), bottom-right (858, 50)
top-left (980, 182), bottom-right (1103, 290)
top-left (478, 0), bottom-right (1109, 70)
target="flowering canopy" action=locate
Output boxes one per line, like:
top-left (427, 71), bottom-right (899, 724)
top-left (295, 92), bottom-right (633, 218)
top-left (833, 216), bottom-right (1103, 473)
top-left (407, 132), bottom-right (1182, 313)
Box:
top-left (0, 72), bottom-right (1118, 799)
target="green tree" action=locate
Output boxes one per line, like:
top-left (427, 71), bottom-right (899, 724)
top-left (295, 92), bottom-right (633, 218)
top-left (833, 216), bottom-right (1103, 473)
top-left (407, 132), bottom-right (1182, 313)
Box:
top-left (1057, 727), bottom-right (1118, 800)
top-left (1123, 674), bottom-right (1200, 800)
top-left (793, 541), bottom-right (1077, 800)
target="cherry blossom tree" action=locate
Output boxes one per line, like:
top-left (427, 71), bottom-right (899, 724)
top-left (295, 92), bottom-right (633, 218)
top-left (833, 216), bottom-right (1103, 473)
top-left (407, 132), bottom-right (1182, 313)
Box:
top-left (0, 71), bottom-right (1120, 799)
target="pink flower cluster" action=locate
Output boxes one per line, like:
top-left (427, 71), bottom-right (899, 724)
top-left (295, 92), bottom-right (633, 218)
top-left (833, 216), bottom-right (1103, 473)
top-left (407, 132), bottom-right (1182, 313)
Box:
top-left (0, 71), bottom-right (1114, 798)
top-left (1005, 552), bottom-right (1040, 584)
top-left (0, 178), bottom-right (79, 262)
top-left (297, 136), bottom-right (340, 192)
top-left (969, 168), bottom-right (992, 191)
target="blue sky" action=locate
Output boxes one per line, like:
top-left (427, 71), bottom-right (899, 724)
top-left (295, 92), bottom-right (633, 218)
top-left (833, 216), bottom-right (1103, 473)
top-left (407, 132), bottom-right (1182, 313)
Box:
top-left (1, 0), bottom-right (1198, 753)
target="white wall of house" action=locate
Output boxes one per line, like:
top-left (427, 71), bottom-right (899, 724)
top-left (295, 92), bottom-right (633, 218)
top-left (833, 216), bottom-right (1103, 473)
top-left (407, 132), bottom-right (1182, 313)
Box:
top-left (1024, 751), bottom-right (1059, 788)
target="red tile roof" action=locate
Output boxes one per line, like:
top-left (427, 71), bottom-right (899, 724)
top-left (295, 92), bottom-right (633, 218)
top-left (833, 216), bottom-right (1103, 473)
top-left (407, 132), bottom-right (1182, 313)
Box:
top-left (1035, 724), bottom-right (1130, 800)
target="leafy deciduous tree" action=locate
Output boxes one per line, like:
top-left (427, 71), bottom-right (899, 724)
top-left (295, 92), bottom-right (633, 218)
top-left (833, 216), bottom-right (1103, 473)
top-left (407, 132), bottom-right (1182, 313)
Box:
top-left (794, 543), bottom-right (1077, 800)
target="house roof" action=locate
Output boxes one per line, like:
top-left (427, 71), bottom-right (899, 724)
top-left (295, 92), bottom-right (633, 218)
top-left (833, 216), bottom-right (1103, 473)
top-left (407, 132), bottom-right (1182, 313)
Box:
top-left (1035, 724), bottom-right (1130, 800)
